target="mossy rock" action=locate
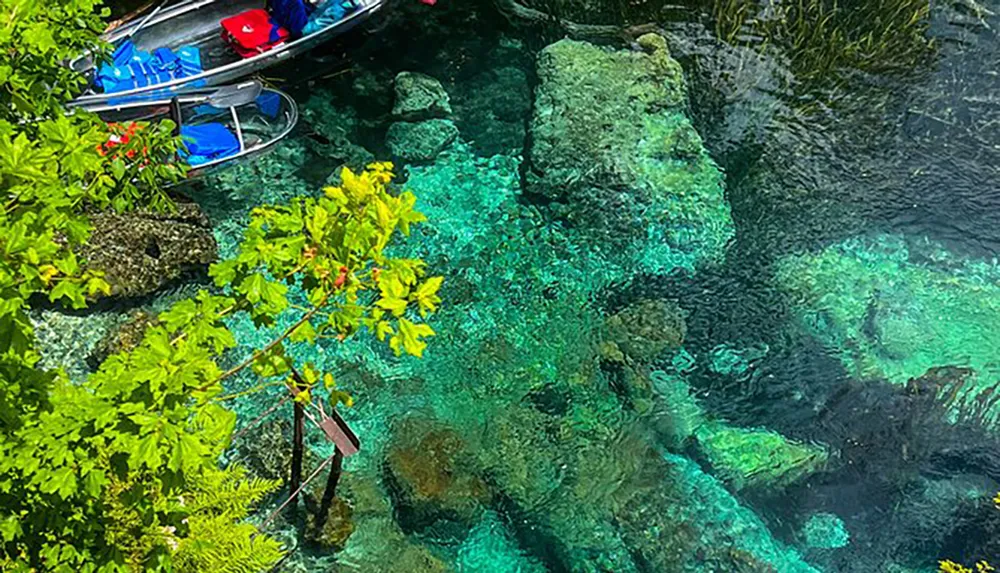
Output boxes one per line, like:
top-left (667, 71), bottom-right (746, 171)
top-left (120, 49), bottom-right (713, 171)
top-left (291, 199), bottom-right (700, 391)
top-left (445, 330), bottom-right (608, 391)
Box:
top-left (393, 71), bottom-right (452, 121)
top-left (386, 119), bottom-right (459, 163)
top-left (305, 496), bottom-right (355, 551)
top-left (526, 38), bottom-right (734, 273)
top-left (694, 421), bottom-right (830, 490)
top-left (604, 298), bottom-right (687, 363)
top-left (775, 234), bottom-right (1000, 423)
top-left (383, 417), bottom-right (489, 538)
top-left (78, 202), bottom-right (217, 298)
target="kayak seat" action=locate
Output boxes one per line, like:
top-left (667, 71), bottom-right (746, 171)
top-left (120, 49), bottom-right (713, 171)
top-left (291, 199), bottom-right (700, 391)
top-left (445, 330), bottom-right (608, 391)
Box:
top-left (180, 123), bottom-right (240, 166)
top-left (97, 40), bottom-right (203, 94)
top-left (221, 9), bottom-right (290, 58)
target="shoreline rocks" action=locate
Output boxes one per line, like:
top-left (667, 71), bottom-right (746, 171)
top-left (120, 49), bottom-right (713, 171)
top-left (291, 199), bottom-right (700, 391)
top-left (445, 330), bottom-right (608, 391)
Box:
top-left (79, 202), bottom-right (217, 299)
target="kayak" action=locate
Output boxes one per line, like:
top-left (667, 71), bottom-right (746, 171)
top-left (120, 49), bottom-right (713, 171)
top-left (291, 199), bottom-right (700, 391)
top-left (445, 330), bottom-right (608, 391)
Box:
top-left (73, 82), bottom-right (298, 178)
top-left (70, 0), bottom-right (384, 105)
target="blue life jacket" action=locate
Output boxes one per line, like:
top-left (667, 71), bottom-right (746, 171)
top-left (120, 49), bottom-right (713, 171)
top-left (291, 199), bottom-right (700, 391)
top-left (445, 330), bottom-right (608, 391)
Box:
top-left (96, 40), bottom-right (203, 94)
top-left (180, 123), bottom-right (240, 165)
top-left (269, 0), bottom-right (313, 37)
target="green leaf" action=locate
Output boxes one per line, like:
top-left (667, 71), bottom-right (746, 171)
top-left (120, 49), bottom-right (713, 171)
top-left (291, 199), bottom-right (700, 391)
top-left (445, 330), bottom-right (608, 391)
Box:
top-left (82, 469), bottom-right (108, 497)
top-left (374, 320), bottom-right (394, 342)
top-left (41, 467), bottom-right (76, 499)
top-left (411, 276), bottom-right (443, 316)
top-left (390, 318), bottom-right (435, 358)
top-left (168, 433), bottom-right (204, 472)
top-left (289, 320), bottom-right (316, 344)
top-left (293, 388), bottom-right (311, 405)
top-left (0, 514), bottom-right (22, 542)
top-left (129, 433), bottom-right (161, 470)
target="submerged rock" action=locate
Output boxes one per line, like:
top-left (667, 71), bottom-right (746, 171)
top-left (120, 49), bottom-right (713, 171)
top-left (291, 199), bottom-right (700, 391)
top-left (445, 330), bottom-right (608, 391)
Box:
top-left (694, 421), bottom-right (830, 491)
top-left (79, 202), bottom-right (217, 298)
top-left (479, 400), bottom-right (818, 572)
top-left (383, 417), bottom-right (489, 539)
top-left (526, 37), bottom-right (734, 274)
top-left (802, 512), bottom-right (850, 549)
top-left (386, 119), bottom-right (459, 163)
top-left (393, 71), bottom-right (453, 121)
top-left (87, 310), bottom-right (160, 368)
top-left (603, 298), bottom-right (687, 363)
top-left (775, 234), bottom-right (1000, 423)
top-left (305, 496), bottom-right (354, 550)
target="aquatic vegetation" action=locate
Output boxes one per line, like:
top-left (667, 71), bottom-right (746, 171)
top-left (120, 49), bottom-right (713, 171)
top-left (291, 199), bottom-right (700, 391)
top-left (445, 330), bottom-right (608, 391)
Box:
top-left (712, 0), bottom-right (935, 85)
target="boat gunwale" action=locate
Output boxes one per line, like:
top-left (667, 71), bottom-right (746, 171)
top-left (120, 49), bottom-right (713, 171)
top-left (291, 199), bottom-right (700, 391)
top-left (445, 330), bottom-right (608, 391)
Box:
top-left (71, 0), bottom-right (382, 104)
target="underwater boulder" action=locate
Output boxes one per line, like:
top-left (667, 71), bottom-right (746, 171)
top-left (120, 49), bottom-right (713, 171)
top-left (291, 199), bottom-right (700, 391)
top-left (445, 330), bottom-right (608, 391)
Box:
top-left (525, 37), bottom-right (734, 274)
top-left (603, 298), bottom-right (687, 363)
top-left (304, 496), bottom-right (355, 550)
top-left (383, 417), bottom-right (490, 539)
top-left (775, 233), bottom-right (1000, 423)
top-left (801, 512), bottom-right (850, 550)
top-left (79, 202), bottom-right (217, 299)
top-left (480, 399), bottom-right (818, 572)
top-left (694, 421), bottom-right (830, 491)
top-left (386, 119), bottom-right (460, 163)
top-left (393, 71), bottom-right (453, 121)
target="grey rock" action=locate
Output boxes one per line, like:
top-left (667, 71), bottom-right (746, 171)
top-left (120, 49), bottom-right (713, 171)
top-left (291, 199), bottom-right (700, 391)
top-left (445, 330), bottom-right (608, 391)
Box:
top-left (392, 72), bottom-right (452, 121)
top-left (386, 119), bottom-right (459, 163)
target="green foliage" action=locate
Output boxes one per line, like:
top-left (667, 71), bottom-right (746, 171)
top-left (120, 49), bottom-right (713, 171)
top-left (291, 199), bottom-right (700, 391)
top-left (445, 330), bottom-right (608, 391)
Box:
top-left (172, 466), bottom-right (284, 573)
top-left (0, 1), bottom-right (441, 569)
top-left (0, 162), bottom-right (440, 570)
top-left (0, 0), bottom-right (185, 380)
top-left (212, 161), bottom-right (442, 408)
top-left (0, 0), bottom-right (108, 121)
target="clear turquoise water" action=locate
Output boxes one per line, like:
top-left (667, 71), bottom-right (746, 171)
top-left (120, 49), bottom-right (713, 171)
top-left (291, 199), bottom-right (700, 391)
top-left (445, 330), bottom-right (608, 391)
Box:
top-left (53, 0), bottom-right (1000, 570)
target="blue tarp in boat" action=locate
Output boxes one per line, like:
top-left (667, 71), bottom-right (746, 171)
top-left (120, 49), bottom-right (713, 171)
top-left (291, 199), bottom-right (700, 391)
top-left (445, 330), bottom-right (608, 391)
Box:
top-left (180, 123), bottom-right (240, 166)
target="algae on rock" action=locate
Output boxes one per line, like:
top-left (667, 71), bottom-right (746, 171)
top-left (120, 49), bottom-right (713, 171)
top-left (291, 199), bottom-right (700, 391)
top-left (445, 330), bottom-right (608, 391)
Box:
top-left (526, 37), bottom-right (734, 275)
top-left (775, 233), bottom-right (1000, 424)
top-left (694, 421), bottom-right (830, 491)
top-left (79, 202), bottom-right (217, 298)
